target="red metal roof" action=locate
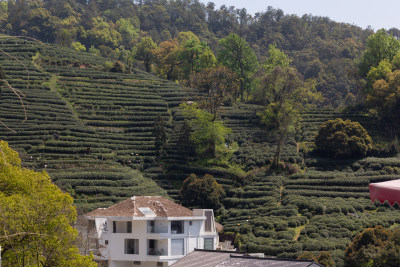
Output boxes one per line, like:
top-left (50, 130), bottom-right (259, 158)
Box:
top-left (369, 179), bottom-right (400, 206)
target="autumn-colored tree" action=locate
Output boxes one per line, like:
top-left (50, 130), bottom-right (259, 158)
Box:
top-left (315, 118), bottom-right (373, 158)
top-left (154, 38), bottom-right (181, 80)
top-left (345, 226), bottom-right (394, 267)
top-left (0, 140), bottom-right (96, 266)
top-left (189, 66), bottom-right (239, 114)
top-left (180, 173), bottom-right (225, 209)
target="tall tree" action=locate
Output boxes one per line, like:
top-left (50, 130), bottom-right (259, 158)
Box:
top-left (181, 102), bottom-right (231, 159)
top-left (135, 36), bottom-right (157, 72)
top-left (217, 33), bottom-right (259, 101)
top-left (189, 66), bottom-right (239, 114)
top-left (258, 67), bottom-right (322, 166)
top-left (359, 29), bottom-right (400, 76)
top-left (0, 141), bottom-right (96, 266)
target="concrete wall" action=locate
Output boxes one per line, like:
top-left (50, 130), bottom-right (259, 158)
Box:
top-left (95, 213), bottom-right (218, 266)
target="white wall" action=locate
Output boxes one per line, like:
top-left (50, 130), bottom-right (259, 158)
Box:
top-left (95, 214), bottom-right (218, 266)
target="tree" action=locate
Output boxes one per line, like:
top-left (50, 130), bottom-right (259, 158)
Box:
top-left (135, 36), bottom-right (157, 72)
top-left (180, 173), bottom-right (225, 209)
top-left (345, 226), bottom-right (395, 267)
top-left (153, 115), bottom-right (168, 161)
top-left (315, 118), bottom-right (373, 158)
top-left (263, 44), bottom-right (291, 74)
top-left (84, 17), bottom-right (122, 48)
top-left (180, 102), bottom-right (231, 159)
top-left (115, 17), bottom-right (138, 47)
top-left (359, 29), bottom-right (400, 76)
top-left (0, 140), bottom-right (96, 266)
top-left (217, 33), bottom-right (259, 101)
top-left (189, 66), bottom-right (239, 114)
top-left (258, 67), bottom-right (322, 166)
top-left (178, 37), bottom-right (206, 79)
top-left (154, 38), bottom-right (181, 80)
top-left (368, 70), bottom-right (400, 135)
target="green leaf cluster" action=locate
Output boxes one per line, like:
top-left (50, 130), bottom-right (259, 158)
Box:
top-left (180, 173), bottom-right (226, 209)
top-left (0, 141), bottom-right (96, 267)
top-left (315, 118), bottom-right (373, 158)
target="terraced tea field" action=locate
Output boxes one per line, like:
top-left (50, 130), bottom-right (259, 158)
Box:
top-left (0, 36), bottom-right (192, 210)
top-left (1, 36), bottom-right (400, 265)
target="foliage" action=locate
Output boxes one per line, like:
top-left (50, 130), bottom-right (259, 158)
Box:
top-left (135, 36), bottom-right (157, 72)
top-left (359, 29), bottom-right (400, 76)
top-left (315, 118), bottom-right (373, 158)
top-left (180, 102), bottom-right (231, 159)
top-left (263, 44), bottom-right (291, 74)
top-left (71, 41), bottom-right (86, 52)
top-left (258, 66), bottom-right (323, 166)
top-left (344, 225), bottom-right (400, 267)
top-left (153, 115), bottom-right (168, 161)
top-left (217, 33), bottom-right (259, 101)
top-left (0, 140), bottom-right (96, 266)
top-left (180, 173), bottom-right (226, 209)
top-left (189, 66), bottom-right (239, 114)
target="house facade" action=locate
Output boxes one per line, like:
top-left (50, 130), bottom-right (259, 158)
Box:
top-left (85, 196), bottom-right (219, 267)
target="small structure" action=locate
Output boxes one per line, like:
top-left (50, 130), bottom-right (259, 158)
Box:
top-left (369, 179), bottom-right (400, 206)
top-left (85, 196), bottom-right (218, 267)
top-left (171, 249), bottom-right (323, 267)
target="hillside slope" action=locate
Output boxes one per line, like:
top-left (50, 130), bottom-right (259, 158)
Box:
top-left (0, 36), bottom-right (192, 210)
top-left (1, 36), bottom-right (400, 266)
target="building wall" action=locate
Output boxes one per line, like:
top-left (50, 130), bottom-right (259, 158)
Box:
top-left (92, 210), bottom-right (218, 266)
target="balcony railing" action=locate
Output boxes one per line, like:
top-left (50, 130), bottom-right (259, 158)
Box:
top-left (147, 248), bottom-right (166, 256)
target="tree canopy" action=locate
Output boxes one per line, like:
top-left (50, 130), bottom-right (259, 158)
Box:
top-left (315, 118), bottom-right (373, 158)
top-left (345, 226), bottom-right (400, 267)
top-left (180, 102), bottom-right (231, 159)
top-left (0, 140), bottom-right (96, 266)
top-left (180, 173), bottom-right (225, 209)
top-left (217, 33), bottom-right (259, 101)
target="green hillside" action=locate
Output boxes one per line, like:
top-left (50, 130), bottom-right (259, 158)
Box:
top-left (1, 36), bottom-right (400, 265)
top-left (0, 36), bottom-right (191, 210)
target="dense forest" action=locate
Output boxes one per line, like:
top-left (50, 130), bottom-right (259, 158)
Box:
top-left (1, 1), bottom-right (400, 266)
top-left (0, 0), bottom-right (385, 107)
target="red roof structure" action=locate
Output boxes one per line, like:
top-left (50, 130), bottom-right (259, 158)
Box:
top-left (369, 179), bottom-right (400, 206)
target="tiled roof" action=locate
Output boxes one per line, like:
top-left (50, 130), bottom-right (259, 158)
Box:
top-left (171, 250), bottom-right (323, 267)
top-left (85, 196), bottom-right (194, 218)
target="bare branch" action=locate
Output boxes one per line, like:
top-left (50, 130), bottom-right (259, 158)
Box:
top-left (1, 79), bottom-right (27, 121)
top-left (0, 232), bottom-right (56, 239)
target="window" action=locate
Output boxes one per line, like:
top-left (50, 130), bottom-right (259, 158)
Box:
top-left (105, 240), bottom-right (109, 245)
top-left (133, 261), bottom-right (141, 265)
top-left (113, 221), bottom-right (132, 233)
top-left (171, 239), bottom-right (184, 255)
top-left (189, 221), bottom-right (192, 226)
top-left (157, 262), bottom-right (164, 267)
top-left (205, 211), bottom-right (212, 232)
top-left (125, 239), bottom-right (139, 254)
top-left (204, 238), bottom-right (214, 250)
top-left (147, 221), bottom-right (155, 233)
top-left (127, 221), bottom-right (132, 233)
top-left (171, 221), bottom-right (184, 234)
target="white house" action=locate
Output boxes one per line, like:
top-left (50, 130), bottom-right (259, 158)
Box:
top-left (85, 196), bottom-right (219, 267)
